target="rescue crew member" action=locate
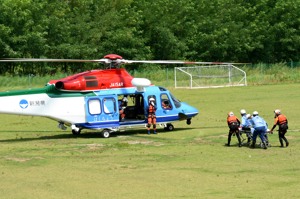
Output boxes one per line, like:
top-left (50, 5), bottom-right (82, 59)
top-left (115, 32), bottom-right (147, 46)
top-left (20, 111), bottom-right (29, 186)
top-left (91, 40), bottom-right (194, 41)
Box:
top-left (147, 97), bottom-right (157, 134)
top-left (240, 109), bottom-right (252, 144)
top-left (226, 112), bottom-right (242, 147)
top-left (270, 109), bottom-right (289, 147)
top-left (248, 111), bottom-right (268, 149)
top-left (119, 96), bottom-right (128, 121)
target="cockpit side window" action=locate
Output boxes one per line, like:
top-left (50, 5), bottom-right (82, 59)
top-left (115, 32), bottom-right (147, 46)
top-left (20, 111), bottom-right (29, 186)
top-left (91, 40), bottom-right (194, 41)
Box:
top-left (161, 94), bottom-right (172, 110)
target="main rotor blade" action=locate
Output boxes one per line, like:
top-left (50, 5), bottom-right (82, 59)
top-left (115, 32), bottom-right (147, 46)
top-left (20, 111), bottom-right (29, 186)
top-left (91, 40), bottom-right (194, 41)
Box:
top-left (0, 58), bottom-right (109, 63)
top-left (122, 60), bottom-right (237, 65)
top-left (0, 58), bottom-right (248, 65)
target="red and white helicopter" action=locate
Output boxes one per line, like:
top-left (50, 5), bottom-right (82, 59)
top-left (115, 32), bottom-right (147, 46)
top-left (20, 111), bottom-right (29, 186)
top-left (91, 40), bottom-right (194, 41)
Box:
top-left (0, 54), bottom-right (199, 138)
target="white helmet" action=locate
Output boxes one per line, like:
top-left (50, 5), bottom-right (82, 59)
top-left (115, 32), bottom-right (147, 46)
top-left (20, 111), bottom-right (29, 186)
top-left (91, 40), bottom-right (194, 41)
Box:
top-left (149, 97), bottom-right (155, 102)
top-left (122, 97), bottom-right (128, 102)
top-left (253, 111), bottom-right (259, 116)
top-left (246, 114), bottom-right (251, 119)
top-left (240, 109), bottom-right (246, 115)
top-left (274, 109), bottom-right (281, 115)
top-left (228, 112), bottom-right (234, 116)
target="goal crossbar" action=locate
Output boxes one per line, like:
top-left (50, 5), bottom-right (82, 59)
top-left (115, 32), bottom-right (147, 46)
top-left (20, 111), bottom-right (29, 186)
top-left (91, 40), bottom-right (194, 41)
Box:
top-left (175, 64), bottom-right (247, 89)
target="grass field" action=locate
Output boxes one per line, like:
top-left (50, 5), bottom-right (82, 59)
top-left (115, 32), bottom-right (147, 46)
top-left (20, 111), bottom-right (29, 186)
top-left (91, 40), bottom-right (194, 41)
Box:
top-left (0, 83), bottom-right (300, 199)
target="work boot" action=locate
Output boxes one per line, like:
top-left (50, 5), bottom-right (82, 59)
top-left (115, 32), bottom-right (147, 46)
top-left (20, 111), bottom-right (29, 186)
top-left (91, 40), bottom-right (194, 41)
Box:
top-left (280, 140), bottom-right (284, 147)
top-left (226, 141), bottom-right (231, 146)
top-left (263, 141), bottom-right (268, 149)
top-left (250, 141), bottom-right (256, 148)
top-left (247, 138), bottom-right (251, 145)
top-left (283, 137), bottom-right (289, 147)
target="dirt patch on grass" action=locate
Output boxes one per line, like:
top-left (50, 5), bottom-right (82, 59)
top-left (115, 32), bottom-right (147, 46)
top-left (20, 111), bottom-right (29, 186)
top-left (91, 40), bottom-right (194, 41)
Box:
top-left (126, 140), bottom-right (164, 146)
top-left (5, 156), bottom-right (44, 162)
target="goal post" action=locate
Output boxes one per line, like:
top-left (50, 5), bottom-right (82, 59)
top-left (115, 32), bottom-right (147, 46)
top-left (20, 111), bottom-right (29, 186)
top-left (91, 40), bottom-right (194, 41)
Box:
top-left (174, 64), bottom-right (247, 89)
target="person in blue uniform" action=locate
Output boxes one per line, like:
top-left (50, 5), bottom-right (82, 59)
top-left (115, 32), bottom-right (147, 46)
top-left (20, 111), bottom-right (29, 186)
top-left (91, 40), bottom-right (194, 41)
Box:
top-left (248, 111), bottom-right (268, 149)
top-left (240, 109), bottom-right (252, 144)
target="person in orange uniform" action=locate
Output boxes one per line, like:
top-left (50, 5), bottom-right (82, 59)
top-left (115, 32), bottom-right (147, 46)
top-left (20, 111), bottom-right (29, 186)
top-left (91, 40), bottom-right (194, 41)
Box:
top-left (270, 109), bottom-right (289, 147)
top-left (226, 112), bottom-right (242, 147)
top-left (147, 97), bottom-right (157, 134)
top-left (119, 96), bottom-right (128, 121)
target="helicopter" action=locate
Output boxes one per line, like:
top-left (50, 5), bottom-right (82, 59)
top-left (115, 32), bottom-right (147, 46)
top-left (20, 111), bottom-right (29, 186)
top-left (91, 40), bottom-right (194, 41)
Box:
top-left (0, 54), bottom-right (199, 138)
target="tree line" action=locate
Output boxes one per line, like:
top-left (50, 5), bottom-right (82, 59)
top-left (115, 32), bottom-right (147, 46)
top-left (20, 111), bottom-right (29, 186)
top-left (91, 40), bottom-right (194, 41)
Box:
top-left (0, 0), bottom-right (299, 75)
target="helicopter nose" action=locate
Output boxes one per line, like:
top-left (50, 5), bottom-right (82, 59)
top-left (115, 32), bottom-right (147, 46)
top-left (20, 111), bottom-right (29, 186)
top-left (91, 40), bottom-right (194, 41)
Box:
top-left (178, 110), bottom-right (198, 119)
top-left (178, 103), bottom-right (199, 120)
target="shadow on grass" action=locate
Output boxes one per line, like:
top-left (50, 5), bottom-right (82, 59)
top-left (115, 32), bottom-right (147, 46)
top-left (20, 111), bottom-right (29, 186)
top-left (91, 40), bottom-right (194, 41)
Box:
top-left (0, 127), bottom-right (195, 143)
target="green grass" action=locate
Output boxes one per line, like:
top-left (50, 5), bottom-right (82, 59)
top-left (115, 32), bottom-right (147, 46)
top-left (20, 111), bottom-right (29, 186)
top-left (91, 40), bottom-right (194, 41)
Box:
top-left (1, 64), bottom-right (300, 90)
top-left (1, 83), bottom-right (300, 198)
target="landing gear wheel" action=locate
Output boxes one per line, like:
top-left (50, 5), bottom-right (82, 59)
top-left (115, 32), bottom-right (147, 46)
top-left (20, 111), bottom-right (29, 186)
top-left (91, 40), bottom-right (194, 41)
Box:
top-left (101, 129), bottom-right (110, 138)
top-left (164, 123), bottom-right (174, 131)
top-left (186, 118), bottom-right (191, 125)
top-left (72, 128), bottom-right (81, 135)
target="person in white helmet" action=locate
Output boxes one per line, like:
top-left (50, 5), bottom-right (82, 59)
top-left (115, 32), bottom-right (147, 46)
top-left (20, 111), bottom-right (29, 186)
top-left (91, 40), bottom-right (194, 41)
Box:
top-left (248, 111), bottom-right (268, 149)
top-left (119, 96), bottom-right (128, 121)
top-left (226, 112), bottom-right (242, 147)
top-left (240, 109), bottom-right (252, 145)
top-left (147, 97), bottom-right (157, 134)
top-left (270, 109), bottom-right (289, 147)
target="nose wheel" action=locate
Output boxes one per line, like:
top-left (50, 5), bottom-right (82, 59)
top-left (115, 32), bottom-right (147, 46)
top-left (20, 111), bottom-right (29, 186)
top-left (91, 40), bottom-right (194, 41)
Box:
top-left (164, 123), bottom-right (174, 131)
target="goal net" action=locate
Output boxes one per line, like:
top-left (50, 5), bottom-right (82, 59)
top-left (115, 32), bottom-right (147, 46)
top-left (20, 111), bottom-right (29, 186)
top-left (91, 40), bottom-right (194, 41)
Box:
top-left (174, 64), bottom-right (247, 88)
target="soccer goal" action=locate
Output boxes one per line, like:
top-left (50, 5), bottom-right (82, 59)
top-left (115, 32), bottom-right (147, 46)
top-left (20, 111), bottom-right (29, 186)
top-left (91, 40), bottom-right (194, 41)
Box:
top-left (174, 64), bottom-right (247, 89)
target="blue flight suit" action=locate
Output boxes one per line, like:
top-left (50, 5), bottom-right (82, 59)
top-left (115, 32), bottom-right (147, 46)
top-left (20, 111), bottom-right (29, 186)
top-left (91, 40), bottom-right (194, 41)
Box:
top-left (249, 115), bottom-right (268, 149)
top-left (241, 114), bottom-right (250, 128)
top-left (241, 114), bottom-right (253, 144)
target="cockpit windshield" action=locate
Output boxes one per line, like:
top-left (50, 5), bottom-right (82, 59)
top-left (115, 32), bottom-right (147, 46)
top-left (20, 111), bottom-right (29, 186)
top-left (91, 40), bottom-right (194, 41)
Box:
top-left (170, 93), bottom-right (181, 108)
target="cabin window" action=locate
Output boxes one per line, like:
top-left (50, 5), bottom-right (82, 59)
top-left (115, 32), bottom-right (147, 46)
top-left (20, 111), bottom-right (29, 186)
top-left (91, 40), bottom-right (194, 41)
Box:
top-left (88, 99), bottom-right (101, 115)
top-left (103, 98), bottom-right (116, 114)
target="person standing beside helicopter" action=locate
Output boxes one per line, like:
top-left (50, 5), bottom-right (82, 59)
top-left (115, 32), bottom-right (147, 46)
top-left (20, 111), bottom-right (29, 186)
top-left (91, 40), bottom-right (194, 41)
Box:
top-left (147, 97), bottom-right (157, 134)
